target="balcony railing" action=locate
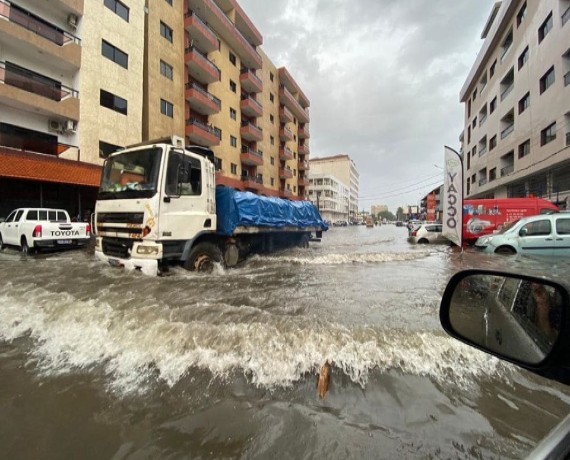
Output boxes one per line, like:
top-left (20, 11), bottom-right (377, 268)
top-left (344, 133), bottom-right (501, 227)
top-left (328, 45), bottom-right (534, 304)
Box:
top-left (0, 61), bottom-right (78, 101)
top-left (500, 83), bottom-right (514, 101)
top-left (241, 174), bottom-right (263, 185)
top-left (501, 124), bottom-right (514, 139)
top-left (478, 177), bottom-right (488, 186)
top-left (563, 5), bottom-right (570, 26)
top-left (185, 82), bottom-right (221, 107)
top-left (186, 118), bottom-right (221, 138)
top-left (185, 46), bottom-right (221, 78)
top-left (478, 146), bottom-right (487, 157)
top-left (240, 68), bottom-right (262, 93)
top-left (566, 132), bottom-right (570, 146)
top-left (0, 0), bottom-right (81, 46)
top-left (565, 71), bottom-right (570, 87)
top-left (279, 146), bottom-right (294, 161)
top-left (501, 164), bottom-right (514, 177)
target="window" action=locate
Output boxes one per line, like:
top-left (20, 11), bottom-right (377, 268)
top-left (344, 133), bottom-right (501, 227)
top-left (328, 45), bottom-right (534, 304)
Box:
top-left (489, 135), bottom-right (497, 150)
top-left (160, 99), bottom-right (173, 118)
top-left (518, 92), bottom-right (530, 114)
top-left (270, 135), bottom-right (274, 145)
top-left (229, 80), bottom-right (236, 92)
top-left (99, 140), bottom-right (122, 159)
top-left (490, 96), bottom-right (497, 113)
top-left (270, 114), bottom-right (274, 124)
top-left (104, 0), bottom-right (129, 22)
top-left (102, 40), bottom-right (128, 69)
top-left (100, 89), bottom-right (127, 115)
top-left (165, 0), bottom-right (172, 4)
top-left (160, 60), bottom-right (173, 80)
top-left (160, 21), bottom-right (173, 43)
top-left (518, 139), bottom-right (530, 158)
top-left (270, 72), bottom-right (274, 82)
top-left (230, 108), bottom-right (237, 120)
top-left (541, 122), bottom-right (556, 145)
top-left (270, 156), bottom-right (274, 165)
top-left (270, 177), bottom-right (274, 186)
top-left (165, 151), bottom-right (202, 196)
top-left (490, 60), bottom-right (497, 78)
top-left (229, 52), bottom-right (236, 66)
top-left (518, 46), bottom-right (529, 70)
top-left (230, 135), bottom-right (237, 147)
top-left (521, 219), bottom-right (551, 236)
top-left (489, 168), bottom-right (497, 182)
top-left (472, 117), bottom-right (477, 129)
top-left (556, 218), bottom-right (570, 235)
top-left (516, 2), bottom-right (527, 27)
top-left (538, 12), bottom-right (553, 43)
top-left (540, 67), bottom-right (555, 94)
top-left (270, 93), bottom-right (274, 103)
top-left (473, 88), bottom-right (477, 101)
top-left (230, 163), bottom-right (237, 174)
top-left (501, 29), bottom-right (513, 61)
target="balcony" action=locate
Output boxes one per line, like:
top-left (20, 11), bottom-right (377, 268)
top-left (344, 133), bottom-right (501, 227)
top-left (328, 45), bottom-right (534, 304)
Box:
top-left (185, 82), bottom-right (221, 115)
top-left (279, 145), bottom-right (294, 161)
top-left (280, 188), bottom-right (292, 197)
top-left (185, 118), bottom-right (221, 146)
top-left (240, 68), bottom-right (262, 93)
top-left (0, 61), bottom-right (79, 120)
top-left (184, 10), bottom-right (219, 53)
top-left (563, 5), bottom-right (570, 26)
top-left (187, 0), bottom-right (262, 69)
top-left (279, 85), bottom-right (309, 123)
top-left (478, 146), bottom-right (487, 157)
top-left (240, 146), bottom-right (263, 166)
top-left (279, 126), bottom-right (294, 142)
top-left (298, 177), bottom-right (309, 187)
top-left (565, 71), bottom-right (570, 87)
top-left (279, 167), bottom-right (293, 179)
top-left (298, 124), bottom-right (310, 139)
top-left (478, 177), bottom-right (488, 186)
top-left (298, 160), bottom-right (310, 171)
top-left (279, 105), bottom-right (293, 123)
top-left (240, 121), bottom-right (262, 142)
top-left (501, 124), bottom-right (514, 140)
top-left (298, 143), bottom-right (310, 156)
top-left (241, 174), bottom-right (263, 190)
top-left (567, 132), bottom-right (570, 146)
top-left (240, 95), bottom-right (262, 118)
top-left (0, 0), bottom-right (81, 71)
top-left (185, 46), bottom-right (221, 84)
top-left (501, 164), bottom-right (514, 177)
top-left (500, 83), bottom-right (514, 101)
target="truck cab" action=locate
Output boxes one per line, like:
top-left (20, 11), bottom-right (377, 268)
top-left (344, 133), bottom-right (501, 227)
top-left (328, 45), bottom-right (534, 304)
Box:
top-left (94, 137), bottom-right (217, 275)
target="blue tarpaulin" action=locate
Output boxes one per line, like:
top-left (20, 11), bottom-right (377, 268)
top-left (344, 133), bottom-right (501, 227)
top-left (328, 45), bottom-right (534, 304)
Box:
top-left (216, 187), bottom-right (329, 236)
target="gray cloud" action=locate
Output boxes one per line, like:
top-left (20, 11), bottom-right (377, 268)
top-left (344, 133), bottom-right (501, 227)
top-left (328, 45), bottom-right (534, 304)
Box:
top-left (240, 0), bottom-right (494, 211)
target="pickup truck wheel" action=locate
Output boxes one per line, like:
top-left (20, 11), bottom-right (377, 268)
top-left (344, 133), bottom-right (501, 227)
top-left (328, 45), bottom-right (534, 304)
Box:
top-left (21, 237), bottom-right (34, 255)
top-left (0, 233), bottom-right (4, 251)
top-left (184, 242), bottom-right (223, 272)
top-left (418, 238), bottom-right (429, 244)
top-left (495, 246), bottom-right (516, 255)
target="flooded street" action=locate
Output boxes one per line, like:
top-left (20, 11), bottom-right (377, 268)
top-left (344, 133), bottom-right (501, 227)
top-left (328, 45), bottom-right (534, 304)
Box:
top-left (1, 224), bottom-right (570, 459)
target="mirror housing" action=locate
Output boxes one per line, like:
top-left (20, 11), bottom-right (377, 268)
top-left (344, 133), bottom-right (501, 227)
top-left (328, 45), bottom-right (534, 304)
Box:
top-left (440, 269), bottom-right (570, 384)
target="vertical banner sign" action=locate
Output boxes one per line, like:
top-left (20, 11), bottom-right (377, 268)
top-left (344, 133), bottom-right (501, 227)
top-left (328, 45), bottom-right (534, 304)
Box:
top-left (442, 146), bottom-right (463, 246)
top-left (427, 193), bottom-right (436, 222)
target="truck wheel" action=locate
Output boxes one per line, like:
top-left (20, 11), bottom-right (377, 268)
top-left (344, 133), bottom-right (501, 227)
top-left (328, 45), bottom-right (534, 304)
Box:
top-left (495, 246), bottom-right (516, 255)
top-left (298, 234), bottom-right (310, 248)
top-left (21, 237), bottom-right (34, 255)
top-left (184, 242), bottom-right (223, 272)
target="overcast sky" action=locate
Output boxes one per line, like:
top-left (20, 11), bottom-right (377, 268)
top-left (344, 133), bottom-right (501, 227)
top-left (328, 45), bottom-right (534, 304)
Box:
top-left (239, 0), bottom-right (496, 213)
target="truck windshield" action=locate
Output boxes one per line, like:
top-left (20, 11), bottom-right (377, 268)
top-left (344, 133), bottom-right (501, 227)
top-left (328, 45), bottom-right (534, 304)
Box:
top-left (98, 148), bottom-right (162, 200)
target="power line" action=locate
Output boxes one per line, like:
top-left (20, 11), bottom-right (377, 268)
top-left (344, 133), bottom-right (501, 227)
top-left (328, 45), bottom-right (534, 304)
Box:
top-left (359, 178), bottom-right (444, 202)
top-left (359, 173), bottom-right (443, 199)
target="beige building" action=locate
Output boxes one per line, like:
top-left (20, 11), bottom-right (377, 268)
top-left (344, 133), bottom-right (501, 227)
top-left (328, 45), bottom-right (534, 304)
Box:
top-left (460, 0), bottom-right (570, 206)
top-left (0, 0), bottom-right (311, 217)
top-left (309, 155), bottom-right (359, 219)
top-left (371, 204), bottom-right (388, 215)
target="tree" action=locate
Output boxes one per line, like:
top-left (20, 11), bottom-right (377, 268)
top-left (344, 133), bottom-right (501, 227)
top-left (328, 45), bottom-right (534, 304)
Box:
top-left (377, 210), bottom-right (396, 222)
top-left (396, 207), bottom-right (404, 220)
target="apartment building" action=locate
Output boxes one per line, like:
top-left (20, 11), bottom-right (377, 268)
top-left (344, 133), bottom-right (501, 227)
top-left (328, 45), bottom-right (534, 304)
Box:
top-left (307, 173), bottom-right (349, 223)
top-left (309, 155), bottom-right (359, 220)
top-left (460, 0), bottom-right (570, 206)
top-left (0, 0), bottom-right (311, 216)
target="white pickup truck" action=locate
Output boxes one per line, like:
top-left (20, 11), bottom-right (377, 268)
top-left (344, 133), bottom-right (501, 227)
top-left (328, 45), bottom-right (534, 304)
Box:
top-left (0, 208), bottom-right (91, 253)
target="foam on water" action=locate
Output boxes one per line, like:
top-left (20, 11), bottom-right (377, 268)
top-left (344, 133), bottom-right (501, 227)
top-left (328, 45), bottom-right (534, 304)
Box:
top-left (248, 251), bottom-right (430, 265)
top-left (0, 279), bottom-right (508, 396)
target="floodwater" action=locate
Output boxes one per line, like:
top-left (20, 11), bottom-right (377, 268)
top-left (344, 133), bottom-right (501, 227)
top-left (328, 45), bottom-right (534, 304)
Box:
top-left (1, 224), bottom-right (570, 459)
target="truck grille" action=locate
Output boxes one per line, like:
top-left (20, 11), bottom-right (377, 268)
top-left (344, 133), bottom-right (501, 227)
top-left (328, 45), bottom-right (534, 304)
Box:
top-left (96, 212), bottom-right (144, 238)
top-left (102, 238), bottom-right (133, 259)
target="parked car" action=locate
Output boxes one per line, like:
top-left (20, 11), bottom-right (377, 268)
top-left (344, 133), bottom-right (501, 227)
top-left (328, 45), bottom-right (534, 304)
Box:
top-left (407, 223), bottom-right (449, 244)
top-left (440, 269), bottom-right (570, 458)
top-left (474, 212), bottom-right (570, 255)
top-left (0, 208), bottom-right (91, 254)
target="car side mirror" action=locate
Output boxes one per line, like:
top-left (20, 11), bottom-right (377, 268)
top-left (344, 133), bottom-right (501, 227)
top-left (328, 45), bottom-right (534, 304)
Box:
top-left (519, 227), bottom-right (528, 236)
top-left (440, 270), bottom-right (570, 378)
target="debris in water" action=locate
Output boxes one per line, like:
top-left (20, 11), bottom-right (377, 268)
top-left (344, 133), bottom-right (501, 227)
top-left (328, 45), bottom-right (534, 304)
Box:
top-left (316, 361), bottom-right (331, 399)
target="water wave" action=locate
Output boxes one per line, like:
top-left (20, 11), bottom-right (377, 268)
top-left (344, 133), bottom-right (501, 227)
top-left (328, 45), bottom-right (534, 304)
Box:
top-left (0, 280), bottom-right (508, 396)
top-left (248, 251), bottom-right (430, 265)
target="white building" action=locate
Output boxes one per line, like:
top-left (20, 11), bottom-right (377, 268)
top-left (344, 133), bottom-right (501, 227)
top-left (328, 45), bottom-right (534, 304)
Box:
top-left (307, 173), bottom-right (349, 223)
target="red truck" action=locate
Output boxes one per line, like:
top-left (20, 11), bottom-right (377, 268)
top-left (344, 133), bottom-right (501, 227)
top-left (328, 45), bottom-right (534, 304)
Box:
top-left (462, 198), bottom-right (559, 245)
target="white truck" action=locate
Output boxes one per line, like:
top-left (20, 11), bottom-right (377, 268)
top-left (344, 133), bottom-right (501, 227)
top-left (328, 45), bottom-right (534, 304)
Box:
top-left (93, 137), bottom-right (327, 275)
top-left (0, 208), bottom-right (91, 253)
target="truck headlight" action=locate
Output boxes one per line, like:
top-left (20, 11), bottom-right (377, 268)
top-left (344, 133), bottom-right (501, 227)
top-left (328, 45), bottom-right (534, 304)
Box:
top-left (136, 245), bottom-right (159, 255)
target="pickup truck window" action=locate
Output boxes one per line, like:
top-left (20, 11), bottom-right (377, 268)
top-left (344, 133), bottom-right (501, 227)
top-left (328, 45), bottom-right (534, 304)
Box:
top-left (38, 210), bottom-right (47, 221)
top-left (26, 210), bottom-right (38, 220)
top-left (15, 210), bottom-right (24, 222)
top-left (6, 210), bottom-right (17, 223)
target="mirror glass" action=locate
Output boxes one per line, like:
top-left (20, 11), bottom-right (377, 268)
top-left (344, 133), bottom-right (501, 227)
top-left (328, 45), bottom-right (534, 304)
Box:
top-left (448, 274), bottom-right (563, 365)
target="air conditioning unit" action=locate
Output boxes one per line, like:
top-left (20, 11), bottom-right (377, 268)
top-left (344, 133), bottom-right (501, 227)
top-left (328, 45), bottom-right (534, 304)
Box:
top-left (64, 120), bottom-right (77, 133)
top-left (48, 119), bottom-right (63, 133)
top-left (67, 14), bottom-right (78, 29)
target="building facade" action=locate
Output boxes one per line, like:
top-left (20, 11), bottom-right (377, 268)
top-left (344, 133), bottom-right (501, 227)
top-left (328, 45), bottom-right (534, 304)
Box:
top-left (371, 204), bottom-right (388, 215)
top-left (460, 0), bottom-right (570, 207)
top-left (307, 173), bottom-right (349, 223)
top-left (0, 0), bottom-right (311, 217)
top-left (309, 155), bottom-right (359, 220)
